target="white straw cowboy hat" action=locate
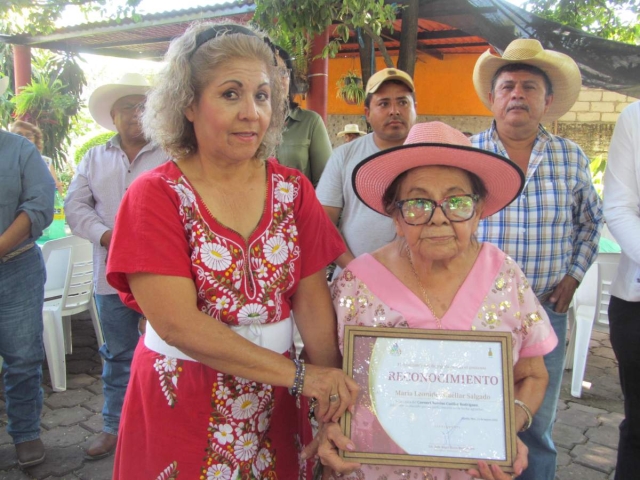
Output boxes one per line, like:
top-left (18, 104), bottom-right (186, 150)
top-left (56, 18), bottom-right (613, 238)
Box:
top-left (0, 75), bottom-right (9, 96)
top-left (473, 39), bottom-right (582, 123)
top-left (88, 73), bottom-right (150, 131)
top-left (353, 122), bottom-right (524, 218)
top-left (337, 124), bottom-right (366, 138)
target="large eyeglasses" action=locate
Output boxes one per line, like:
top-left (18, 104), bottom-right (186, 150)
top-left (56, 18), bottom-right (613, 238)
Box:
top-left (278, 67), bottom-right (291, 78)
top-left (396, 194), bottom-right (480, 225)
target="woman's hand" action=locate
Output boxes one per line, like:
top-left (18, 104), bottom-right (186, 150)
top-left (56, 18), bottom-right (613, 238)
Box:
top-left (467, 436), bottom-right (528, 479)
top-left (303, 364), bottom-right (360, 423)
top-left (302, 422), bottom-right (361, 476)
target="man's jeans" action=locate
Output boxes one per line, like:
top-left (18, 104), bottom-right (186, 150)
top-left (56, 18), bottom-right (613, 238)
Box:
top-left (0, 247), bottom-right (45, 444)
top-left (94, 294), bottom-right (141, 435)
top-left (518, 300), bottom-right (567, 480)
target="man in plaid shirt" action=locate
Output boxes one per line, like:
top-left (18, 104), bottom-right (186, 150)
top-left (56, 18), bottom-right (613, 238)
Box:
top-left (471, 39), bottom-right (603, 480)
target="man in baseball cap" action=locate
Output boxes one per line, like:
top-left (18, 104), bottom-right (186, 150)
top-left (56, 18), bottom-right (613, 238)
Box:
top-left (471, 39), bottom-right (603, 480)
top-left (317, 67), bottom-right (417, 276)
top-left (65, 73), bottom-right (169, 459)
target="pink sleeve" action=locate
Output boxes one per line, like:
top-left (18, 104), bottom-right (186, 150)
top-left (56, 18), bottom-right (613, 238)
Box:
top-left (106, 171), bottom-right (193, 312)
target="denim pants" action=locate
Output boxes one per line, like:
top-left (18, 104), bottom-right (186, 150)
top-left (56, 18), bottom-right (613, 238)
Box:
top-left (94, 293), bottom-right (141, 435)
top-left (608, 296), bottom-right (640, 479)
top-left (0, 247), bottom-right (45, 445)
top-left (518, 300), bottom-right (567, 480)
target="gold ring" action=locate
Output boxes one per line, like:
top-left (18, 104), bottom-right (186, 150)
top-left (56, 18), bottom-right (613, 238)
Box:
top-left (329, 393), bottom-right (340, 403)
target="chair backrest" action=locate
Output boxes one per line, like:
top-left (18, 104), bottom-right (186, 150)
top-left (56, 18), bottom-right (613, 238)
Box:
top-left (42, 236), bottom-right (94, 314)
top-left (595, 252), bottom-right (621, 325)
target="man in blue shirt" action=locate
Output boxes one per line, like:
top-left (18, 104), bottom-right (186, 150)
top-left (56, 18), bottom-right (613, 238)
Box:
top-left (471, 39), bottom-right (603, 479)
top-left (0, 74), bottom-right (55, 468)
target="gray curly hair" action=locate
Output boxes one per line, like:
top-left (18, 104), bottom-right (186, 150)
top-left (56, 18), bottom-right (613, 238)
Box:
top-left (142, 21), bottom-right (286, 160)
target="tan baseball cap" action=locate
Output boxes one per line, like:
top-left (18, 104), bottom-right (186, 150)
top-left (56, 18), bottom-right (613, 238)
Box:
top-left (365, 68), bottom-right (414, 95)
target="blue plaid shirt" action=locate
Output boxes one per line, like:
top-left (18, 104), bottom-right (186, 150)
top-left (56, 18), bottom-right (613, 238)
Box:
top-left (472, 122), bottom-right (603, 298)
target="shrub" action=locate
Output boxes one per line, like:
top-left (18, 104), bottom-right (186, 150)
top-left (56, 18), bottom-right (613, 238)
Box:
top-left (74, 131), bottom-right (115, 165)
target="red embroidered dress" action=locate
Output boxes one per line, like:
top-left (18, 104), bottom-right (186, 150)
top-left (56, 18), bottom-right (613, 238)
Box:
top-left (107, 160), bottom-right (344, 479)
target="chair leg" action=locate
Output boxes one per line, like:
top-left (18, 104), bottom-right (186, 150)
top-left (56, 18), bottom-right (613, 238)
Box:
top-left (89, 297), bottom-right (105, 351)
top-left (42, 309), bottom-right (67, 392)
top-left (571, 314), bottom-right (595, 398)
top-left (62, 316), bottom-right (72, 355)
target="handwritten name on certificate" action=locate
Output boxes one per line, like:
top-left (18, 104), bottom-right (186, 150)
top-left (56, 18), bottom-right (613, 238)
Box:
top-left (341, 326), bottom-right (516, 470)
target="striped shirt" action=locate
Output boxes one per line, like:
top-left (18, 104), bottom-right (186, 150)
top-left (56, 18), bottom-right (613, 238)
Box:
top-left (471, 122), bottom-right (603, 298)
top-left (65, 136), bottom-right (169, 294)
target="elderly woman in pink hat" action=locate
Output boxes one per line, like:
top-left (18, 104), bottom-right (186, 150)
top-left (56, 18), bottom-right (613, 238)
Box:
top-left (309, 122), bottom-right (558, 480)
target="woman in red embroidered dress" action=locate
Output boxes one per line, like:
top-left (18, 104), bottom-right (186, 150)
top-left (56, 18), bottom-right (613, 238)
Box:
top-left (106, 22), bottom-right (358, 479)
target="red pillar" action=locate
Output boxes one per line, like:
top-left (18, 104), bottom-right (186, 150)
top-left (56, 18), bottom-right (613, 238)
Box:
top-left (306, 28), bottom-right (329, 123)
top-left (13, 45), bottom-right (32, 93)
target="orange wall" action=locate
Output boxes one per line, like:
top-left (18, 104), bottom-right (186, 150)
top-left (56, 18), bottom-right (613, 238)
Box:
top-left (299, 54), bottom-right (493, 117)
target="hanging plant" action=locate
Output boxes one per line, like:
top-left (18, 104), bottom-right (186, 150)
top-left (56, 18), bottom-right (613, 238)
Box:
top-left (11, 73), bottom-right (81, 168)
top-left (336, 70), bottom-right (365, 105)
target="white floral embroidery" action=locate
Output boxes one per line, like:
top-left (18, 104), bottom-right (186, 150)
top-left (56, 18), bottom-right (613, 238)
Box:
top-left (234, 433), bottom-right (258, 461)
top-left (255, 448), bottom-right (272, 472)
top-left (213, 424), bottom-right (234, 445)
top-left (206, 463), bottom-right (233, 479)
top-left (263, 236), bottom-right (289, 265)
top-left (237, 304), bottom-right (268, 325)
top-left (155, 356), bottom-right (177, 373)
top-left (257, 410), bottom-right (269, 433)
top-left (254, 259), bottom-right (268, 278)
top-left (216, 385), bottom-right (231, 399)
top-left (274, 181), bottom-right (295, 203)
top-left (215, 296), bottom-right (231, 311)
top-left (173, 183), bottom-right (196, 208)
top-left (200, 243), bottom-right (232, 271)
top-left (231, 393), bottom-right (259, 419)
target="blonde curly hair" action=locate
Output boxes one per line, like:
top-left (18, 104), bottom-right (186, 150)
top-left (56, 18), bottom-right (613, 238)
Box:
top-left (142, 21), bottom-right (286, 160)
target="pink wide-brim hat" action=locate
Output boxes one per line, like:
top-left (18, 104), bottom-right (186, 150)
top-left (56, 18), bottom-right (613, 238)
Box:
top-left (353, 122), bottom-right (524, 218)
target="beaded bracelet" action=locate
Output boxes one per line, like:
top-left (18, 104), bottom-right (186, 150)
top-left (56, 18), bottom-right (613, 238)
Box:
top-left (515, 399), bottom-right (533, 432)
top-left (289, 358), bottom-right (306, 398)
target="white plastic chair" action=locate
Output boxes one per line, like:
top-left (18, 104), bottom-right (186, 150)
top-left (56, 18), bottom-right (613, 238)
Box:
top-left (565, 252), bottom-right (620, 398)
top-left (41, 236), bottom-right (103, 392)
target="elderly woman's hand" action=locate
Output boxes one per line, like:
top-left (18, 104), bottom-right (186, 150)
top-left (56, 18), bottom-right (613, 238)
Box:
top-left (467, 436), bottom-right (528, 479)
top-left (303, 364), bottom-right (360, 423)
top-left (301, 422), bottom-right (361, 477)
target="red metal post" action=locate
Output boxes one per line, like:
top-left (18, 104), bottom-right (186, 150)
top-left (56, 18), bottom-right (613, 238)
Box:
top-left (306, 28), bottom-right (329, 123)
top-left (13, 45), bottom-right (32, 93)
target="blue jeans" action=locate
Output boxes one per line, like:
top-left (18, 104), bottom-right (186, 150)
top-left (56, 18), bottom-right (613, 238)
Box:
top-left (0, 247), bottom-right (45, 444)
top-left (518, 300), bottom-right (567, 480)
top-left (94, 293), bottom-right (141, 435)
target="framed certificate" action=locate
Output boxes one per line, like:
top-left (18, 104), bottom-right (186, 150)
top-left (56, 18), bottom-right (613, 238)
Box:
top-left (340, 326), bottom-right (517, 471)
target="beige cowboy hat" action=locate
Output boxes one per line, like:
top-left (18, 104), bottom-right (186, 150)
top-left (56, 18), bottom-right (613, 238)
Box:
top-left (473, 39), bottom-right (582, 122)
top-left (337, 124), bottom-right (366, 138)
top-left (88, 73), bottom-right (150, 131)
top-left (353, 122), bottom-right (524, 218)
top-left (0, 75), bottom-right (9, 96)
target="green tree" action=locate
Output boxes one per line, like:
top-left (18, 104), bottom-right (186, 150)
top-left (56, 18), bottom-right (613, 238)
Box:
top-left (1, 0), bottom-right (142, 35)
top-left (524, 0), bottom-right (640, 43)
top-left (253, 0), bottom-right (419, 88)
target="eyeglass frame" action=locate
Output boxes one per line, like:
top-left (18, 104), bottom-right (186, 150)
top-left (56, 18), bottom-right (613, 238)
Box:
top-left (277, 67), bottom-right (292, 78)
top-left (395, 194), bottom-right (480, 225)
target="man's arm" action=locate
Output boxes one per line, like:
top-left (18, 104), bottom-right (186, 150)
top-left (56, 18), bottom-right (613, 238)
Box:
top-left (64, 152), bottom-right (111, 247)
top-left (323, 205), bottom-right (355, 268)
top-left (308, 112), bottom-right (333, 187)
top-left (604, 103), bottom-right (640, 263)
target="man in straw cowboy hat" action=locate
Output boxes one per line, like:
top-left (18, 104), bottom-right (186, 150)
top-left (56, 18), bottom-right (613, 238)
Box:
top-left (0, 72), bottom-right (54, 468)
top-left (471, 39), bottom-right (603, 479)
top-left (65, 73), bottom-right (169, 459)
top-left (337, 123), bottom-right (367, 144)
top-left (317, 68), bottom-right (417, 276)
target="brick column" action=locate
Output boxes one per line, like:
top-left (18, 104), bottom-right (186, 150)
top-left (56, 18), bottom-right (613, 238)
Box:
top-left (13, 45), bottom-right (32, 93)
top-left (306, 28), bottom-right (329, 123)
